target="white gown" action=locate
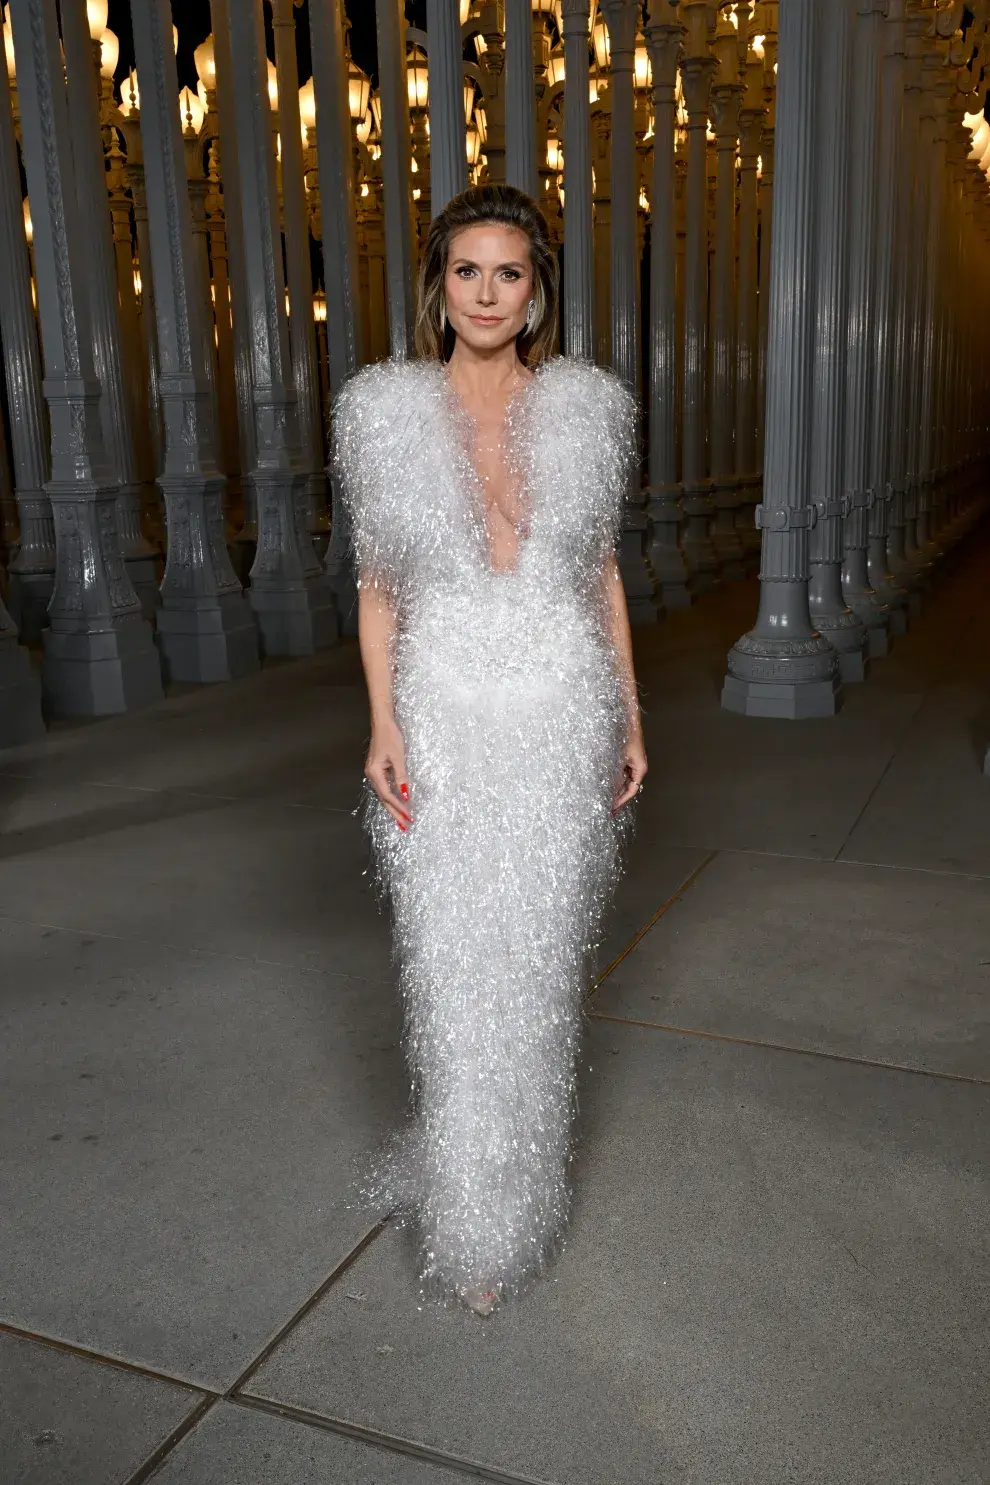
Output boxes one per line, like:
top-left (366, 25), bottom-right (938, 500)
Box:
top-left (333, 354), bottom-right (638, 1303)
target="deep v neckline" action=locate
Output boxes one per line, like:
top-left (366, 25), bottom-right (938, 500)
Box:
top-left (438, 364), bottom-right (542, 578)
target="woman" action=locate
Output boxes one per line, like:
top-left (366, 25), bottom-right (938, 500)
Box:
top-left (333, 184), bottom-right (647, 1317)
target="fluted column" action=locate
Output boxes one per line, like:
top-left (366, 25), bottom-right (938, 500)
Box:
top-left (426, 0), bottom-right (468, 211)
top-left (916, 51), bottom-right (949, 559)
top-left (591, 102), bottom-right (612, 363)
top-left (228, 0), bottom-right (336, 654)
top-left (754, 3), bottom-right (776, 475)
top-left (475, 9), bottom-right (508, 184)
top-left (60, 0), bottom-right (159, 616)
top-left (9, 0), bottom-right (162, 715)
top-left (505, 0), bottom-right (538, 197)
top-left (309, 0), bottom-right (361, 631)
top-left (0, 51), bottom-right (53, 644)
top-left (272, 0), bottom-right (327, 553)
top-left (722, 0), bottom-right (839, 719)
top-left (310, 0), bottom-right (359, 390)
top-left (867, 0), bottom-right (909, 627)
top-left (808, 0), bottom-right (867, 681)
top-left (601, 0), bottom-right (655, 621)
top-left (376, 0), bottom-right (415, 359)
top-left (204, 140), bottom-right (240, 493)
top-left (734, 34), bottom-right (764, 556)
top-left (898, 1), bottom-right (933, 581)
top-left (679, 1), bottom-right (718, 591)
top-left (182, 135), bottom-right (220, 434)
top-left (119, 126), bottom-right (164, 485)
top-left (645, 1), bottom-right (690, 608)
top-left (106, 135), bottom-right (153, 495)
top-left (708, 11), bottom-right (745, 578)
top-left (210, 0), bottom-right (258, 567)
top-left (560, 0), bottom-right (595, 358)
top-left (130, 0), bottom-right (259, 683)
top-left (841, 0), bottom-right (890, 656)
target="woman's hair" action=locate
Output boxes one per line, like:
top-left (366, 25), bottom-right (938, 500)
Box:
top-left (414, 184), bottom-right (559, 366)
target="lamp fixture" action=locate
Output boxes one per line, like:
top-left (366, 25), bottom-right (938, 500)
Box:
top-left (349, 58), bottom-right (371, 120)
top-left (591, 14), bottom-right (609, 70)
top-left (299, 77), bottom-right (316, 134)
top-left (178, 83), bottom-right (205, 135)
top-left (633, 41), bottom-right (651, 91)
top-left (193, 35), bottom-right (216, 91)
top-left (119, 69), bottom-right (140, 115)
top-left (3, 12), bottom-right (14, 79)
top-left (86, 0), bottom-right (108, 41)
top-left (100, 28), bottom-right (118, 80)
top-left (406, 44), bottom-right (429, 110)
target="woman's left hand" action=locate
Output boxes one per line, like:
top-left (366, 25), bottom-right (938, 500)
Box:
top-left (612, 734), bottom-right (648, 814)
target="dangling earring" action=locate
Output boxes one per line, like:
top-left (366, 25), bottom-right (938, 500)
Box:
top-left (525, 297), bottom-right (536, 333)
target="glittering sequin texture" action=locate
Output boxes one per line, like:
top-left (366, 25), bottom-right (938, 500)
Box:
top-left (332, 355), bottom-right (638, 1304)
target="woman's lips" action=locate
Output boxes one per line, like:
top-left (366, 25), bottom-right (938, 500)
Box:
top-left (469, 314), bottom-right (504, 325)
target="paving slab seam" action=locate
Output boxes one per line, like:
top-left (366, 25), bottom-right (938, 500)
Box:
top-left (232, 1393), bottom-right (559, 1485)
top-left (659, 842), bottom-right (843, 863)
top-left (589, 1010), bottom-right (990, 1085)
top-left (0, 911), bottom-right (386, 984)
top-left (829, 696), bottom-right (927, 863)
top-left (585, 851), bottom-right (718, 1002)
top-left (5, 1221), bottom-right (409, 1485)
top-left (830, 853), bottom-right (990, 882)
top-left (0, 772), bottom-right (357, 815)
top-left (226, 1218), bottom-right (390, 1397)
top-left (0, 1320), bottom-right (211, 1394)
top-left (119, 1397), bottom-right (217, 1485)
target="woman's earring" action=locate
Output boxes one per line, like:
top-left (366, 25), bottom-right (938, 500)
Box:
top-left (525, 298), bottom-right (536, 332)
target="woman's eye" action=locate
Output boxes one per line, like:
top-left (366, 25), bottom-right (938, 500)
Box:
top-left (501, 270), bottom-right (521, 281)
top-left (455, 266), bottom-right (475, 278)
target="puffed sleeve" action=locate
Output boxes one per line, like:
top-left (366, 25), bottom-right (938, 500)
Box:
top-left (527, 357), bottom-right (640, 557)
top-left (580, 361), bottom-right (639, 550)
top-left (329, 360), bottom-right (400, 592)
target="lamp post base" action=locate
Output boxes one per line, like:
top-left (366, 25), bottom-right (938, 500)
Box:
top-left (156, 593), bottom-right (261, 684)
top-left (249, 576), bottom-right (339, 657)
top-left (42, 617), bottom-right (164, 718)
top-left (721, 672), bottom-right (841, 719)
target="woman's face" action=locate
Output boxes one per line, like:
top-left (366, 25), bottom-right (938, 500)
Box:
top-left (443, 223), bottom-right (535, 353)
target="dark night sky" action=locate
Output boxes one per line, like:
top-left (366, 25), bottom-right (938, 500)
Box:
top-left (104, 1), bottom-right (428, 95)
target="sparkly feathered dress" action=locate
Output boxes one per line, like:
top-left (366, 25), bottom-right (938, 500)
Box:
top-left (333, 354), bottom-right (638, 1303)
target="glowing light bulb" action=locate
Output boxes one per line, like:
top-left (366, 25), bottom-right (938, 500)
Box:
top-left (86, 0), bottom-right (109, 41)
top-left (100, 27), bottom-right (118, 80)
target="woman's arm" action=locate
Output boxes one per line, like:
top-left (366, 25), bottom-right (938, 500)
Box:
top-left (357, 576), bottom-right (412, 831)
top-left (601, 552), bottom-right (648, 814)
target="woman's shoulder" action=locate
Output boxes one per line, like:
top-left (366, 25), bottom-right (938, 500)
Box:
top-left (529, 357), bottom-right (638, 447)
top-left (333, 356), bottom-right (444, 428)
top-left (532, 356), bottom-right (637, 422)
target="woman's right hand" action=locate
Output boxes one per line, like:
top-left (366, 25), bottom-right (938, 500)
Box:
top-left (365, 718), bottom-right (413, 832)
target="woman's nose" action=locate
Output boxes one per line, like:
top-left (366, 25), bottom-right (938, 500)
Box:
top-left (476, 277), bottom-right (497, 304)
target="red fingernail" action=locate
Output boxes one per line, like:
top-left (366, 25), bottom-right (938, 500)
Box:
top-left (397, 820), bottom-right (407, 832)
top-left (399, 782), bottom-right (409, 800)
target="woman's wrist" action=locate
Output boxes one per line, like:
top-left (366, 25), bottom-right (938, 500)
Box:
top-left (370, 706), bottom-right (398, 734)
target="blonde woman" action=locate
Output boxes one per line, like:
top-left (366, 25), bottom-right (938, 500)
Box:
top-left (333, 184), bottom-right (646, 1316)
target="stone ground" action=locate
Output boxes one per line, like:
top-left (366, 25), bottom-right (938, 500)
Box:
top-left (1, 530), bottom-right (988, 1485)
